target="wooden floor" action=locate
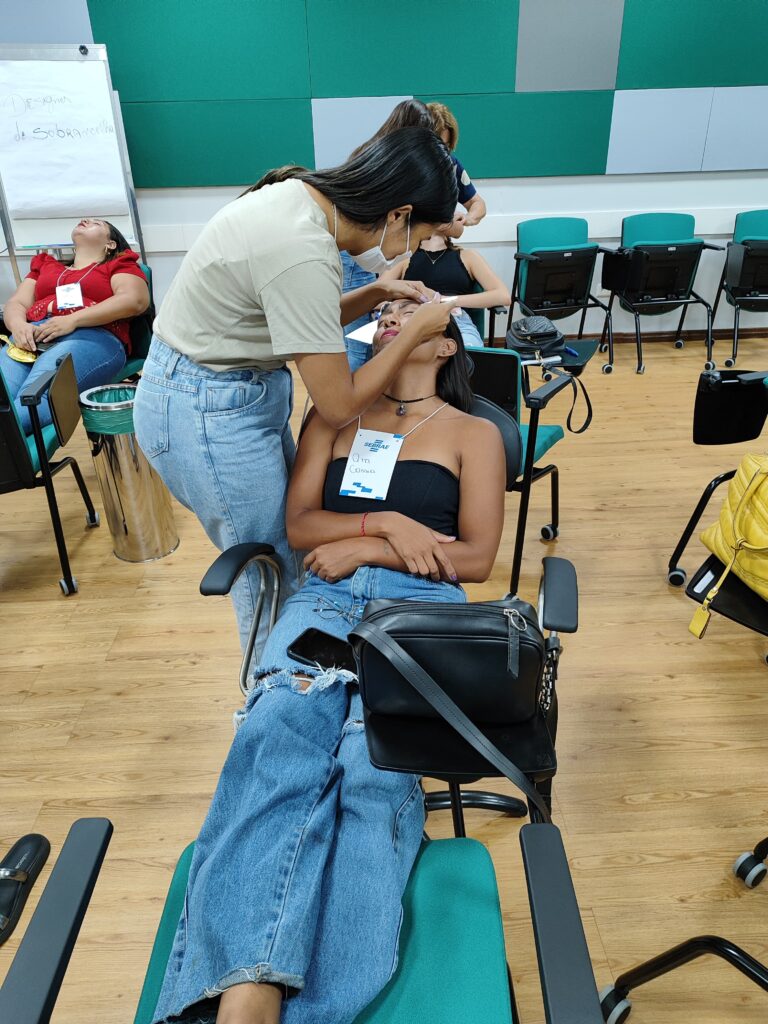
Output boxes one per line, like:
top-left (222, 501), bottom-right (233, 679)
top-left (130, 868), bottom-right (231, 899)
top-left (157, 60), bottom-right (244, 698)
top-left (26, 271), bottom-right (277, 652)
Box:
top-left (2, 340), bottom-right (767, 1023)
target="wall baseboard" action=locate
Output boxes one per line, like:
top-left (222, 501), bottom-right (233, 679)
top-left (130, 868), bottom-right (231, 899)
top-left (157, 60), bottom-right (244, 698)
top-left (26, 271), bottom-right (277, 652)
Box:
top-left (490, 327), bottom-right (766, 345)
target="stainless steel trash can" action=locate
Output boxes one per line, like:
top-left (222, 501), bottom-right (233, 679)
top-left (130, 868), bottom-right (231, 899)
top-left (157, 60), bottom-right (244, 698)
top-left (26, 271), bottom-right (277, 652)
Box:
top-left (79, 384), bottom-right (179, 563)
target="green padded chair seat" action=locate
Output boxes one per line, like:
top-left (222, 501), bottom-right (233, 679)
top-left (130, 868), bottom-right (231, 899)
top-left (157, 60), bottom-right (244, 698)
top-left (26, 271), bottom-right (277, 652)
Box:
top-left (25, 423), bottom-right (59, 475)
top-left (134, 838), bottom-right (513, 1024)
top-left (520, 422), bottom-right (564, 464)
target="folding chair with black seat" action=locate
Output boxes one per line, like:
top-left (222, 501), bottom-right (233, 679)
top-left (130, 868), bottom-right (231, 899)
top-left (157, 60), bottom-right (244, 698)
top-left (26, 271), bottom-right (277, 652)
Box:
top-left (0, 352), bottom-right (100, 595)
top-left (601, 213), bottom-right (721, 374)
top-left (508, 216), bottom-right (615, 373)
top-left (711, 209), bottom-right (768, 368)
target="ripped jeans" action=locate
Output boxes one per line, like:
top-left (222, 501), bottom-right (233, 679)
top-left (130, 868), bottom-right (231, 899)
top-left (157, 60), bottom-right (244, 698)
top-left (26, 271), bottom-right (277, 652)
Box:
top-left (153, 566), bottom-right (466, 1024)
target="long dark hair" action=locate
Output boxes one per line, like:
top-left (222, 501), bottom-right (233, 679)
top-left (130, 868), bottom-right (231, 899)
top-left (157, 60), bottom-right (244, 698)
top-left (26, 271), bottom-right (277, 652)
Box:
top-left (437, 316), bottom-right (473, 413)
top-left (242, 127), bottom-right (457, 230)
top-left (348, 99), bottom-right (434, 159)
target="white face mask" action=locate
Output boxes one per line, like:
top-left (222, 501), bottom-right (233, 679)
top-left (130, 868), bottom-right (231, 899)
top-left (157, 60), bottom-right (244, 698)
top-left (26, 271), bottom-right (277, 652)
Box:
top-left (354, 215), bottom-right (411, 274)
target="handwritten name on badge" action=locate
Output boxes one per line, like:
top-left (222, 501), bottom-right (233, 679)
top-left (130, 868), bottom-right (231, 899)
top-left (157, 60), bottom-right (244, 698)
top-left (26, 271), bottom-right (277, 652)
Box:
top-left (339, 428), bottom-right (404, 501)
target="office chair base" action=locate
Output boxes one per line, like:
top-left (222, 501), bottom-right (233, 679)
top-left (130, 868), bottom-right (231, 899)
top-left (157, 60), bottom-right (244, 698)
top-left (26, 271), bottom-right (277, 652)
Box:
top-left (59, 577), bottom-right (78, 597)
top-left (667, 567), bottom-right (687, 588)
top-left (733, 851), bottom-right (767, 889)
top-left (599, 985), bottom-right (632, 1024)
top-left (425, 790), bottom-right (528, 819)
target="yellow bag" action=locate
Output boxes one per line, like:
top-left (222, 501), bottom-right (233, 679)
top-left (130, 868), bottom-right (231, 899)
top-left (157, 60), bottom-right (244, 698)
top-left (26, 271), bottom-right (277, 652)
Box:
top-left (690, 453), bottom-right (768, 638)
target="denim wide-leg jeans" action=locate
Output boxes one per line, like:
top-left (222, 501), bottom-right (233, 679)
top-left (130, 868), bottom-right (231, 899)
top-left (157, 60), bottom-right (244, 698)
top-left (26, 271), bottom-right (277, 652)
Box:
top-left (133, 336), bottom-right (302, 655)
top-left (152, 567), bottom-right (466, 1024)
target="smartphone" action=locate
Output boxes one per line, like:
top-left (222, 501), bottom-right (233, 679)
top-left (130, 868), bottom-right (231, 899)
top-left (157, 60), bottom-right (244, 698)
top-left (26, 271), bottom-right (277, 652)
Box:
top-left (287, 628), bottom-right (356, 673)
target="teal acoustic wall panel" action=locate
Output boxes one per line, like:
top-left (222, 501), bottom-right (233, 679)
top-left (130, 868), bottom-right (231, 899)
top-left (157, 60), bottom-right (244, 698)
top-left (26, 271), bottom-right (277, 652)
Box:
top-left (121, 100), bottom-right (315, 188)
top-left (617, 0), bottom-right (768, 89)
top-left (421, 92), bottom-right (614, 178)
top-left (305, 0), bottom-right (520, 98)
top-left (89, 0), bottom-right (311, 100)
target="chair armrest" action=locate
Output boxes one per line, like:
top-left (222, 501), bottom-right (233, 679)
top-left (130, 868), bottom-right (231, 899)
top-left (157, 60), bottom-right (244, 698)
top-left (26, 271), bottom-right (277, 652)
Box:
top-left (200, 542), bottom-right (277, 596)
top-left (19, 368), bottom-right (58, 406)
top-left (514, 251), bottom-right (540, 262)
top-left (524, 373), bottom-right (573, 410)
top-left (490, 305), bottom-right (507, 316)
top-left (520, 823), bottom-right (603, 1024)
top-left (539, 557), bottom-right (578, 633)
top-left (0, 818), bottom-right (113, 1024)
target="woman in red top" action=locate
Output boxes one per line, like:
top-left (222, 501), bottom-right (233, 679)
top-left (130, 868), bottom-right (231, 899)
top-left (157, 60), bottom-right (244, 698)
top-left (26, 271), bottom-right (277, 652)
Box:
top-left (0, 218), bottom-right (150, 433)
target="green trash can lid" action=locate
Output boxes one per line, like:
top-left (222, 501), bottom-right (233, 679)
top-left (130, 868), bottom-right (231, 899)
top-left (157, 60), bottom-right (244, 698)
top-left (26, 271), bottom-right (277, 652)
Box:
top-left (79, 384), bottom-right (137, 409)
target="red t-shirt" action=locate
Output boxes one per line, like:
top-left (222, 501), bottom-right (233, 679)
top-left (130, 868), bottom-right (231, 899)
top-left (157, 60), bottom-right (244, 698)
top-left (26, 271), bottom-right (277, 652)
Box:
top-left (25, 250), bottom-right (147, 350)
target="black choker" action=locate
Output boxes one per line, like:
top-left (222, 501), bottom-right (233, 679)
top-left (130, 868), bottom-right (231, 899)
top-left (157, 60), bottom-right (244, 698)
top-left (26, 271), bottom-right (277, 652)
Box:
top-left (384, 393), bottom-right (437, 417)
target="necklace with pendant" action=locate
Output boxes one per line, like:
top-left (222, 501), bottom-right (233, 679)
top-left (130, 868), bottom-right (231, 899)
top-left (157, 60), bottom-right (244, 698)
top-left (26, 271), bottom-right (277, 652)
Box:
top-left (384, 393), bottom-right (438, 417)
top-left (422, 248), bottom-right (447, 265)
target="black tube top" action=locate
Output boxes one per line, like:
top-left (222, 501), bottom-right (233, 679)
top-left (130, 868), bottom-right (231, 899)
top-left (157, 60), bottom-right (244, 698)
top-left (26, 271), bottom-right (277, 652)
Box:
top-left (405, 247), bottom-right (474, 296)
top-left (323, 458), bottom-right (459, 536)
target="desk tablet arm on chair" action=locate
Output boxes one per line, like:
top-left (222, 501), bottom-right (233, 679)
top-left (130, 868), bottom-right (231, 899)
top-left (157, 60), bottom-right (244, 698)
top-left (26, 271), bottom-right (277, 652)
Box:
top-left (539, 557), bottom-right (578, 634)
top-left (19, 368), bottom-right (58, 406)
top-left (0, 818), bottom-right (113, 1024)
top-left (524, 373), bottom-right (573, 411)
top-left (200, 542), bottom-right (278, 596)
top-left (520, 823), bottom-right (603, 1024)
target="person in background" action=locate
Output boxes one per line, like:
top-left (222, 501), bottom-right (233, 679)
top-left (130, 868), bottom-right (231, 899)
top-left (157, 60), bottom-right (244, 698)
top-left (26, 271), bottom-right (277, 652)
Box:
top-left (427, 102), bottom-right (487, 227)
top-left (379, 220), bottom-right (509, 348)
top-left (0, 218), bottom-right (149, 432)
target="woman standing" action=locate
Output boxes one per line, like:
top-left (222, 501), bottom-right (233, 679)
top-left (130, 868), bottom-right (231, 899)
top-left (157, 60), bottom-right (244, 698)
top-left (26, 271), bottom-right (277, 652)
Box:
top-left (133, 128), bottom-right (457, 653)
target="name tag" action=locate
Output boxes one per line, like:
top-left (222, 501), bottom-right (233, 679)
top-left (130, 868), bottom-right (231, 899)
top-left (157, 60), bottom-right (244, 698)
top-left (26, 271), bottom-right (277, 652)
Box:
top-left (55, 282), bottom-right (83, 309)
top-left (339, 428), bottom-right (404, 501)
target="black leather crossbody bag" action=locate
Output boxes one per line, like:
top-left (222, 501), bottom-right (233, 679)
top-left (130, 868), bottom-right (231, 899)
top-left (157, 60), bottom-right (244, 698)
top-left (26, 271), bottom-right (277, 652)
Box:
top-left (349, 598), bottom-right (552, 821)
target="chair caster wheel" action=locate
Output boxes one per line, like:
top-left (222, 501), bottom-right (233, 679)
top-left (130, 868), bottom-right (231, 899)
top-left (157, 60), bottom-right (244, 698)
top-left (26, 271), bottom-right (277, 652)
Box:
top-left (636, 364), bottom-right (645, 375)
top-left (674, 338), bottom-right (685, 349)
top-left (599, 342), bottom-right (609, 353)
top-left (540, 524), bottom-right (558, 542)
top-left (704, 360), bottom-right (716, 371)
top-left (600, 985), bottom-right (632, 1024)
top-left (86, 511), bottom-right (100, 528)
top-left (543, 371), bottom-right (553, 382)
top-left (667, 567), bottom-right (687, 587)
top-left (724, 358), bottom-right (735, 368)
top-left (733, 852), bottom-right (768, 888)
top-left (59, 577), bottom-right (78, 596)
top-left (602, 363), bottom-right (613, 374)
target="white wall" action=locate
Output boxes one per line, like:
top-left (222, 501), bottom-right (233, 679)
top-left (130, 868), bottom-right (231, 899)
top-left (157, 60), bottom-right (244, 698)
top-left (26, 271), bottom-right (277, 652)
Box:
top-left (3, 166), bottom-right (767, 339)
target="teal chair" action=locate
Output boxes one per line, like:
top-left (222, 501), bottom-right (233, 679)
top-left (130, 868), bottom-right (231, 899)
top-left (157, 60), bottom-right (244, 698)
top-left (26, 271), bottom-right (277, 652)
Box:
top-left (112, 260), bottom-right (154, 382)
top-left (711, 210), bottom-right (768, 368)
top-left (0, 353), bottom-right (99, 595)
top-left (601, 213), bottom-right (721, 373)
top-left (509, 217), bottom-right (615, 373)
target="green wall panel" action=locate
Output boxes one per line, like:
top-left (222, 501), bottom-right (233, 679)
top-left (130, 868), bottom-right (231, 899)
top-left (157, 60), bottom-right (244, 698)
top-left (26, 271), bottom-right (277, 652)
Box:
top-left (88, 0), bottom-right (311, 101)
top-left (421, 92), bottom-right (614, 177)
top-left (121, 100), bottom-right (315, 188)
top-left (305, 0), bottom-right (520, 98)
top-left (617, 0), bottom-right (768, 89)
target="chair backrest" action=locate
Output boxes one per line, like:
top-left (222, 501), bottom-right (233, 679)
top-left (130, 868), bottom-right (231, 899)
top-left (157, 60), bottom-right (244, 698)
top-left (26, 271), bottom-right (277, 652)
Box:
top-left (516, 218), bottom-right (597, 312)
top-left (621, 212), bottom-right (695, 247)
top-left (470, 394), bottom-right (522, 489)
top-left (469, 348), bottom-right (522, 421)
top-left (518, 217), bottom-right (589, 252)
top-left (734, 209), bottom-right (768, 244)
top-left (47, 354), bottom-right (82, 447)
top-left (0, 363), bottom-right (35, 492)
top-left (129, 260), bottom-right (154, 362)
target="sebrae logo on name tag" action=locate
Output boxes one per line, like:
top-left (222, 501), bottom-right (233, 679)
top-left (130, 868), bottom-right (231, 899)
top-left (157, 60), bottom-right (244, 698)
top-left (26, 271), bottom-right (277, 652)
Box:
top-left (56, 282), bottom-right (83, 309)
top-left (339, 428), bottom-right (405, 501)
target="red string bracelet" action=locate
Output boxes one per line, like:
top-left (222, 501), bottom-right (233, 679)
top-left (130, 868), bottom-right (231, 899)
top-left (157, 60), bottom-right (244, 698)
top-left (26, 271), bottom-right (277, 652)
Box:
top-left (361, 512), bottom-right (369, 537)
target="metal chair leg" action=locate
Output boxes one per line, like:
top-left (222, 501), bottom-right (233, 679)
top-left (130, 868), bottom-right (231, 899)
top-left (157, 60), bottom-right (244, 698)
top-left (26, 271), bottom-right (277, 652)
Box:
top-left (733, 304), bottom-right (741, 364)
top-left (577, 305), bottom-right (587, 339)
top-left (425, 789), bottom-right (527, 825)
top-left (666, 470), bottom-right (736, 586)
top-left (633, 310), bottom-right (644, 374)
top-left (549, 466), bottom-right (559, 535)
top-left (29, 409), bottom-right (77, 595)
top-left (63, 457), bottom-right (98, 525)
top-left (674, 304), bottom-right (688, 347)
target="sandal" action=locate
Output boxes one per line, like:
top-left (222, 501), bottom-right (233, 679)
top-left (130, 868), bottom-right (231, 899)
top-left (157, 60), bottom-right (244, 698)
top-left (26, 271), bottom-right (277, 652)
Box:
top-left (0, 834), bottom-right (50, 946)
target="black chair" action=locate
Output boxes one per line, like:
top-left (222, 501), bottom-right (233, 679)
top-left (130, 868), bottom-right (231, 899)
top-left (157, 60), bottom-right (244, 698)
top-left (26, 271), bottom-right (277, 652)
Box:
top-left (507, 216), bottom-right (615, 374)
top-left (0, 353), bottom-right (100, 594)
top-left (711, 210), bottom-right (768, 368)
top-left (600, 213), bottom-right (721, 374)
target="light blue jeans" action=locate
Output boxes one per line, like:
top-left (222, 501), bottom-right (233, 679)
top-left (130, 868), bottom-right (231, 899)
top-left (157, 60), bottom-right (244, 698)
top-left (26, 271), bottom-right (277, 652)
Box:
top-left (133, 336), bottom-right (301, 656)
top-left (0, 323), bottom-right (125, 433)
top-left (341, 250), bottom-right (376, 371)
top-left (152, 566), bottom-right (466, 1024)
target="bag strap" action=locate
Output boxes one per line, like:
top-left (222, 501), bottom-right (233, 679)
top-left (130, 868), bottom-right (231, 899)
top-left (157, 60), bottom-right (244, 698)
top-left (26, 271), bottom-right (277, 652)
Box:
top-left (550, 367), bottom-right (592, 434)
top-left (351, 620), bottom-right (551, 822)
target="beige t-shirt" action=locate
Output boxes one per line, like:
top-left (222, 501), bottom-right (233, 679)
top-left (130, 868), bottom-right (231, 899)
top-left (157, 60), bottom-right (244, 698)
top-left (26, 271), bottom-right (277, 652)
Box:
top-left (154, 179), bottom-right (346, 371)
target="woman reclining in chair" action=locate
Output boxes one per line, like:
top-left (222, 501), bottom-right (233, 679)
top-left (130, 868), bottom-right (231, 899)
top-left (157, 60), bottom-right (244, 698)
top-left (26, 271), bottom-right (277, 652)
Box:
top-left (0, 218), bottom-right (149, 433)
top-left (153, 300), bottom-right (506, 1024)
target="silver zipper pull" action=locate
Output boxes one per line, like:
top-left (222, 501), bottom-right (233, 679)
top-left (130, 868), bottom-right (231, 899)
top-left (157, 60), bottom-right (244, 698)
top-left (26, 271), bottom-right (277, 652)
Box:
top-left (504, 608), bottom-right (527, 676)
